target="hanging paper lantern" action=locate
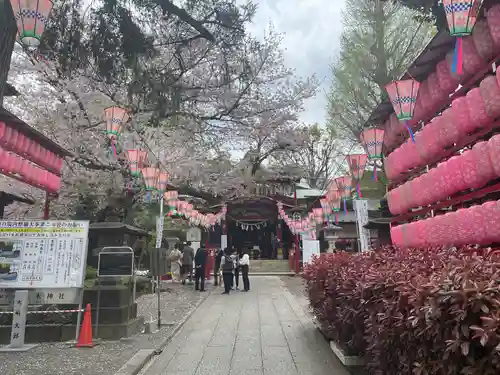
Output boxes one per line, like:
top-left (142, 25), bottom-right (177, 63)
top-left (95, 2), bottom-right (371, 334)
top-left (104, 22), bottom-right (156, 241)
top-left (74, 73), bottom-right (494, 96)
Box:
top-left (104, 106), bottom-right (129, 156)
top-left (164, 190), bottom-right (178, 201)
top-left (443, 0), bottom-right (482, 75)
top-left (155, 172), bottom-right (169, 193)
top-left (10, 0), bottom-right (53, 47)
top-left (385, 79), bottom-right (420, 142)
top-left (126, 149), bottom-right (147, 177)
top-left (479, 75), bottom-right (500, 120)
top-left (346, 154), bottom-right (368, 198)
top-left (334, 176), bottom-right (352, 214)
top-left (141, 167), bottom-right (159, 191)
top-left (359, 128), bottom-right (384, 181)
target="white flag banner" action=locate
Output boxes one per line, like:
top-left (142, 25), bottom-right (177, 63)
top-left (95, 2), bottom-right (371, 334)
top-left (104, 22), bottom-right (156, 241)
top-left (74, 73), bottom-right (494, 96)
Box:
top-left (354, 199), bottom-right (371, 252)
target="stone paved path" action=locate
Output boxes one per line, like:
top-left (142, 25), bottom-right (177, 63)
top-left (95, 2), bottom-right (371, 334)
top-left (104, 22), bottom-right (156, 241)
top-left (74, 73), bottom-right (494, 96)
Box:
top-left (141, 276), bottom-right (350, 375)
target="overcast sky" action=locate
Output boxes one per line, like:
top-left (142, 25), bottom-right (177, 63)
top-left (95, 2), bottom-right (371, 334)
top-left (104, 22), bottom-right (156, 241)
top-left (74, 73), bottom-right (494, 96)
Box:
top-left (245, 0), bottom-right (346, 125)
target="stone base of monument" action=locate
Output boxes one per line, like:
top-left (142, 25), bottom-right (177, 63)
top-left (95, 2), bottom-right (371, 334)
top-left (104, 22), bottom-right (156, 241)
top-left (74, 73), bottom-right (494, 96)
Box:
top-left (0, 285), bottom-right (145, 344)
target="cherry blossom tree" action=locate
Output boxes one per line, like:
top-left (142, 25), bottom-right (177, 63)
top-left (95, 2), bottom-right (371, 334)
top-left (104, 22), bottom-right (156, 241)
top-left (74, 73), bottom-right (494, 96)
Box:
top-left (3, 0), bottom-right (317, 220)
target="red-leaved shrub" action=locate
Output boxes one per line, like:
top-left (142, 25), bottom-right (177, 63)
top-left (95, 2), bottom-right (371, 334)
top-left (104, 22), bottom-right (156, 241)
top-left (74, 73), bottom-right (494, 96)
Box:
top-left (303, 247), bottom-right (500, 375)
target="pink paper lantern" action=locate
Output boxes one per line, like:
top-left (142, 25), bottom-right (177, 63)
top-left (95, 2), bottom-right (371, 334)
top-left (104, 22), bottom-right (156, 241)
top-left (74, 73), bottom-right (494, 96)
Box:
top-left (456, 208), bottom-right (477, 246)
top-left (488, 134), bottom-right (500, 176)
top-left (471, 141), bottom-right (495, 187)
top-left (385, 79), bottom-right (420, 121)
top-left (451, 97), bottom-right (475, 135)
top-left (405, 138), bottom-right (422, 168)
top-left (0, 148), bottom-right (7, 171)
top-left (384, 153), bottom-right (395, 181)
top-left (460, 149), bottom-right (481, 189)
top-left (462, 36), bottom-right (485, 77)
top-left (436, 60), bottom-right (459, 94)
top-left (7, 128), bottom-right (18, 151)
top-left (346, 154), bottom-right (368, 181)
top-left (390, 225), bottom-right (403, 247)
top-left (359, 128), bottom-right (384, 161)
top-left (427, 72), bottom-right (446, 104)
top-left (473, 19), bottom-right (497, 60)
top-left (440, 108), bottom-right (460, 146)
top-left (416, 79), bottom-right (431, 117)
top-left (418, 122), bottom-right (442, 163)
top-left (410, 177), bottom-right (424, 208)
top-left (8, 153), bottom-right (21, 175)
top-left (466, 88), bottom-right (492, 129)
top-left (334, 176), bottom-right (353, 199)
top-left (470, 205), bottom-right (488, 245)
top-left (487, 5), bottom-right (500, 49)
top-left (9, 0), bottom-right (53, 47)
top-left (480, 75), bottom-right (500, 120)
top-left (54, 156), bottom-right (63, 173)
top-left (481, 201), bottom-right (500, 244)
top-left (387, 188), bottom-right (401, 215)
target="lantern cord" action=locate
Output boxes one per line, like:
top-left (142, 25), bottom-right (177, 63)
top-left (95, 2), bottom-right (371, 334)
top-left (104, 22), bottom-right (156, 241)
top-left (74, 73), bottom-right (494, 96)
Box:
top-left (404, 121), bottom-right (415, 143)
top-left (451, 37), bottom-right (463, 75)
top-left (372, 165), bottom-right (378, 182)
top-left (343, 199), bottom-right (347, 215)
top-left (334, 214), bottom-right (338, 225)
top-left (146, 191), bottom-right (151, 203)
top-left (356, 182), bottom-right (362, 198)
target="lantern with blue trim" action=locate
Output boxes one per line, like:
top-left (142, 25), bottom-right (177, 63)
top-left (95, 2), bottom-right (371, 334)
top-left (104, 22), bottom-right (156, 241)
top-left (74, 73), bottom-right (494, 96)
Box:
top-left (141, 167), bottom-right (159, 202)
top-left (335, 176), bottom-right (352, 215)
top-left (360, 128), bottom-right (385, 181)
top-left (10, 0), bottom-right (53, 47)
top-left (443, 0), bottom-right (482, 75)
top-left (346, 154), bottom-right (368, 198)
top-left (104, 106), bottom-right (129, 156)
top-left (385, 79), bottom-right (420, 142)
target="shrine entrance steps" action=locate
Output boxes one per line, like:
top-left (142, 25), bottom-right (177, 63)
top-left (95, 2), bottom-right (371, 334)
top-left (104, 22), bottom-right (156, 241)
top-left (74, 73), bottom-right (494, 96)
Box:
top-left (249, 260), bottom-right (293, 276)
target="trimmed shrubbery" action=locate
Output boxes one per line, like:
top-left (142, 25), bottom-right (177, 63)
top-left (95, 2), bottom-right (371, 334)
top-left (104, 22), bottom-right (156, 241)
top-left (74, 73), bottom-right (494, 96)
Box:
top-left (303, 247), bottom-right (500, 375)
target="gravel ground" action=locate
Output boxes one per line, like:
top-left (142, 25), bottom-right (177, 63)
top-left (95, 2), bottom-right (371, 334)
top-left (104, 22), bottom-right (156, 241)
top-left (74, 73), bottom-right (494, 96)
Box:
top-left (0, 282), bottom-right (211, 375)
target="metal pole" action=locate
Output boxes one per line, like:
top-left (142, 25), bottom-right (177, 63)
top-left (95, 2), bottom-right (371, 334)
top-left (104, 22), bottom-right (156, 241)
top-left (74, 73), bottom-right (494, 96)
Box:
top-left (95, 278), bottom-right (101, 339)
top-left (74, 288), bottom-right (84, 343)
top-left (294, 184), bottom-right (300, 274)
top-left (156, 196), bottom-right (164, 329)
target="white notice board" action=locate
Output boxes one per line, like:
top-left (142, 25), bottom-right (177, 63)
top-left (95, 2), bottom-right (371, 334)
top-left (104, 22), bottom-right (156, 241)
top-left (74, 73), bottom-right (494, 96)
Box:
top-left (0, 220), bottom-right (89, 289)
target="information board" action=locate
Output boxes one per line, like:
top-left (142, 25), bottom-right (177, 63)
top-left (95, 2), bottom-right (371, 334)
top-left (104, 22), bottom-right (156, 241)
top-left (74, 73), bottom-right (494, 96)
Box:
top-left (0, 220), bottom-right (89, 289)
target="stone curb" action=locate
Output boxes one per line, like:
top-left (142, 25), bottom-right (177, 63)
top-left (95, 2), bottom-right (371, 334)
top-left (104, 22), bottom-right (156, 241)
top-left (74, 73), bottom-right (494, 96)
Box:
top-left (112, 288), bottom-right (213, 375)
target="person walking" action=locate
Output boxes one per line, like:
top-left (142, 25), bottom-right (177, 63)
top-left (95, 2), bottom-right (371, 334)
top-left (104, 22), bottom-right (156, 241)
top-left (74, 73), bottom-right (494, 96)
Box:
top-left (239, 249), bottom-right (250, 291)
top-left (220, 248), bottom-right (234, 294)
top-left (181, 241), bottom-right (195, 285)
top-left (194, 246), bottom-right (207, 292)
top-left (169, 244), bottom-right (182, 282)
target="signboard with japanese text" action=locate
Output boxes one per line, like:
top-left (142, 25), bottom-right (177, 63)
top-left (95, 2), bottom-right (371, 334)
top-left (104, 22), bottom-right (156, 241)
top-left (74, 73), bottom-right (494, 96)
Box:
top-left (0, 220), bottom-right (90, 289)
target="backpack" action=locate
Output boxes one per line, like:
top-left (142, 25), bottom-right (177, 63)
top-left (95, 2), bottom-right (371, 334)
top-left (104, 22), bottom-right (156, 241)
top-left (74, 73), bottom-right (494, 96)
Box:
top-left (222, 255), bottom-right (233, 272)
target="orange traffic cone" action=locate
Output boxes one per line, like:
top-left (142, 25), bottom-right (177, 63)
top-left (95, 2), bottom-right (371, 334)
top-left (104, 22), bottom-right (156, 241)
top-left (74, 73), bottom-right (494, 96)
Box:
top-left (76, 303), bottom-right (96, 348)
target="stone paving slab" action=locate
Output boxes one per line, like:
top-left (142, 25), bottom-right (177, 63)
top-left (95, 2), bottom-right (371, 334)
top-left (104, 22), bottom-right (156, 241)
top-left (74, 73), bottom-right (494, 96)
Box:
top-left (140, 276), bottom-right (350, 375)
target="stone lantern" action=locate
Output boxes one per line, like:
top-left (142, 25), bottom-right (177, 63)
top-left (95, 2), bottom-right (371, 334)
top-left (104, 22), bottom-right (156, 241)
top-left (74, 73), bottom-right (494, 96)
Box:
top-left (322, 223), bottom-right (343, 253)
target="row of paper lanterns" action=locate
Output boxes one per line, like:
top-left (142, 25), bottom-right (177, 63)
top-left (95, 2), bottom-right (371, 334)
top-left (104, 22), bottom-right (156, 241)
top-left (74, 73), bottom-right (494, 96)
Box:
top-left (391, 200), bottom-right (500, 248)
top-left (387, 136), bottom-right (500, 215)
top-left (384, 5), bottom-right (500, 152)
top-left (386, 69), bottom-right (500, 181)
top-left (166, 198), bottom-right (227, 229)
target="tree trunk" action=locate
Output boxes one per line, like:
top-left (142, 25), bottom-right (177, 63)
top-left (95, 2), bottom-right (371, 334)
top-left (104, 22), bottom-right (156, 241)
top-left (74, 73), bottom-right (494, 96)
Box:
top-left (0, 0), bottom-right (16, 106)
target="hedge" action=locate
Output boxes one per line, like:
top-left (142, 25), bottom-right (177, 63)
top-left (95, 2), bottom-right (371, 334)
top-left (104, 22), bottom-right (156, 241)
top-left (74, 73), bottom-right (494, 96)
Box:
top-left (303, 247), bottom-right (500, 375)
